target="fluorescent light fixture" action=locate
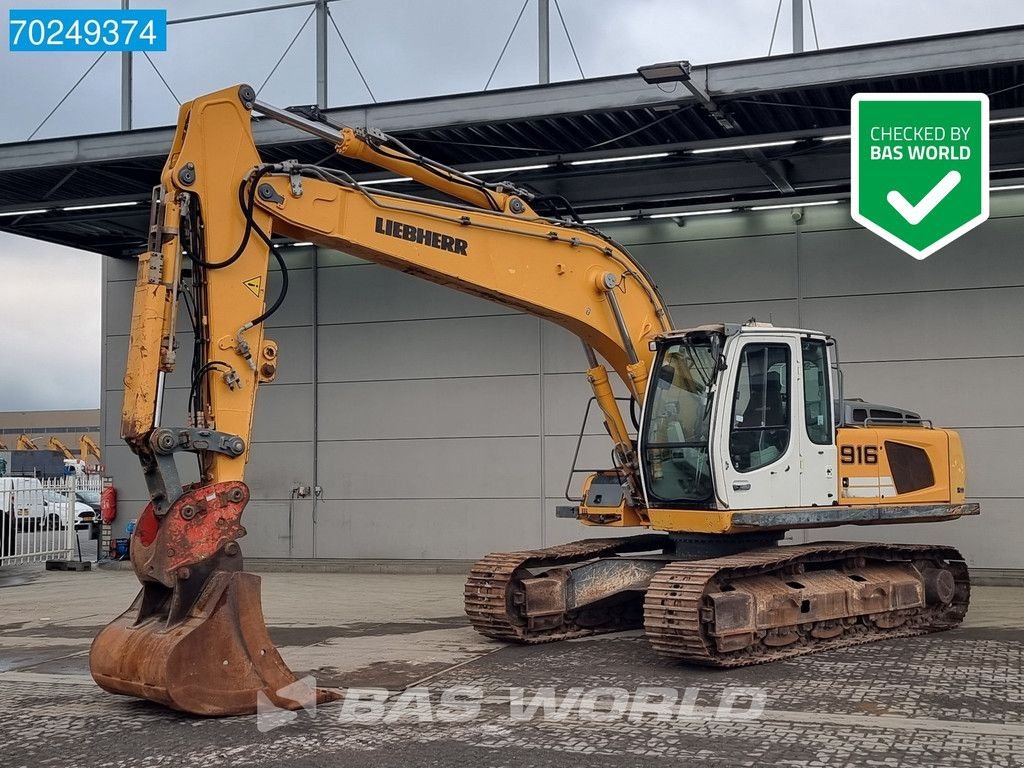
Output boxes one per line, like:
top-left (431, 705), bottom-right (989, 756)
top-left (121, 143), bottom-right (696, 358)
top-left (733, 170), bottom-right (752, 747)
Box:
top-left (691, 140), bottom-right (797, 154)
top-left (290, 241), bottom-right (313, 247)
top-left (0, 208), bottom-right (48, 217)
top-left (750, 200), bottom-right (841, 210)
top-left (570, 152), bottom-right (670, 166)
top-left (991, 116), bottom-right (1024, 125)
top-left (993, 184), bottom-right (1024, 191)
top-left (637, 61), bottom-right (691, 84)
top-left (61, 201), bottom-right (139, 211)
top-left (362, 176), bottom-right (413, 185)
top-left (467, 164), bottom-right (551, 176)
top-left (820, 134), bottom-right (851, 141)
top-left (649, 208), bottom-right (735, 218)
top-left (583, 216), bottom-right (635, 223)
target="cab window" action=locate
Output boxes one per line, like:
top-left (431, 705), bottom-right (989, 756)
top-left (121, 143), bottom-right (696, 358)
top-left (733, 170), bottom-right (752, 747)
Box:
top-left (730, 343), bottom-right (790, 472)
top-left (801, 339), bottom-right (832, 445)
top-left (642, 338), bottom-right (716, 503)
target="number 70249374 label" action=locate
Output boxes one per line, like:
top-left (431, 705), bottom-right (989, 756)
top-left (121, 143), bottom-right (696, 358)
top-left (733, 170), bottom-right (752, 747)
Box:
top-left (9, 9), bottom-right (167, 52)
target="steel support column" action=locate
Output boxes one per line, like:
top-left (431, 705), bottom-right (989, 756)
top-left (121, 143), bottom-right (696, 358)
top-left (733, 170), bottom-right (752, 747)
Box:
top-left (792, 0), bottom-right (804, 53)
top-left (120, 0), bottom-right (132, 130)
top-left (315, 0), bottom-right (328, 108)
top-left (538, 0), bottom-right (550, 84)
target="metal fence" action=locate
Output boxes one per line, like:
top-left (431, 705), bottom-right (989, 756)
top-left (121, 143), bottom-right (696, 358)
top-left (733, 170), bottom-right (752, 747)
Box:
top-left (0, 474), bottom-right (102, 566)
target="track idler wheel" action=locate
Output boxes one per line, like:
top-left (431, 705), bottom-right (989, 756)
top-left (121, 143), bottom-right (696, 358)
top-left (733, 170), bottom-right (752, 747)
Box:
top-left (89, 482), bottom-right (339, 716)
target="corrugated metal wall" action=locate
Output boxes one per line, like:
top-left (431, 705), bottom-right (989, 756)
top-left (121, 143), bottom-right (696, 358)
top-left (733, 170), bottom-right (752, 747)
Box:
top-left (101, 198), bottom-right (1024, 568)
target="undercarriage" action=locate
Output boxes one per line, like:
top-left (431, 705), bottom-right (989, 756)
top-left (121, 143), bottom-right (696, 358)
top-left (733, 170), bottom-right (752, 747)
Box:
top-left (465, 535), bottom-right (969, 666)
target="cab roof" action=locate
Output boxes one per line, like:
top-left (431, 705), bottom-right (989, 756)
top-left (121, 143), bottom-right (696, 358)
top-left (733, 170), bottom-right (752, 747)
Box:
top-left (656, 322), bottom-right (831, 341)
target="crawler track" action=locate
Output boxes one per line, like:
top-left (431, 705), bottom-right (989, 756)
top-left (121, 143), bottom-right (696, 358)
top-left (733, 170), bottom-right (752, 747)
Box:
top-left (464, 534), bottom-right (668, 643)
top-left (644, 542), bottom-right (970, 667)
top-left (466, 539), bottom-right (969, 667)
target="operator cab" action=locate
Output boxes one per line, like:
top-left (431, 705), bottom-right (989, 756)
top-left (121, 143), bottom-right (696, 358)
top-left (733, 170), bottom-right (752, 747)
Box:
top-left (639, 323), bottom-right (837, 511)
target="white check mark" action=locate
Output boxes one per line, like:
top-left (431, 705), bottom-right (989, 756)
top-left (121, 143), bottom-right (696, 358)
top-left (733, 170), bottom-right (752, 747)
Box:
top-left (886, 170), bottom-right (961, 225)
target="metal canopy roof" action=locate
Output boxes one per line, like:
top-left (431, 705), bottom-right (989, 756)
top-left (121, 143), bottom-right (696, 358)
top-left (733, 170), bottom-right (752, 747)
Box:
top-left (2, 24), bottom-right (1024, 257)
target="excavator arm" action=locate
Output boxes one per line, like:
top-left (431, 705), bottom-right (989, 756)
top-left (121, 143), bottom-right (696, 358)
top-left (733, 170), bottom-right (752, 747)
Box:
top-left (92, 84), bottom-right (671, 716)
top-left (79, 434), bottom-right (102, 465)
top-left (46, 437), bottom-right (75, 461)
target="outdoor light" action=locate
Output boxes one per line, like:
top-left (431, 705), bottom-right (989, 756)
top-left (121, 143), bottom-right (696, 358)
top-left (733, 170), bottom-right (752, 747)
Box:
top-left (0, 208), bottom-right (49, 217)
top-left (362, 176), bottom-right (413, 185)
top-left (569, 152), bottom-right (670, 166)
top-left (750, 200), bottom-right (840, 210)
top-left (60, 201), bottom-right (140, 211)
top-left (691, 139), bottom-right (798, 154)
top-left (467, 164), bottom-right (551, 176)
top-left (290, 241), bottom-right (313, 247)
top-left (649, 208), bottom-right (735, 218)
top-left (638, 60), bottom-right (692, 84)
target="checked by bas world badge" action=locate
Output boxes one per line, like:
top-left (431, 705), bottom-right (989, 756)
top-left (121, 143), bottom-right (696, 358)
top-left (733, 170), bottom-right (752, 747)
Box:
top-left (852, 93), bottom-right (989, 260)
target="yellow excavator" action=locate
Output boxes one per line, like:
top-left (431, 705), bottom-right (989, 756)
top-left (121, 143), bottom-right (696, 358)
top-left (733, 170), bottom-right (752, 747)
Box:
top-left (47, 436), bottom-right (75, 461)
top-left (90, 85), bottom-right (978, 716)
top-left (16, 434), bottom-right (38, 450)
top-left (79, 434), bottom-right (102, 466)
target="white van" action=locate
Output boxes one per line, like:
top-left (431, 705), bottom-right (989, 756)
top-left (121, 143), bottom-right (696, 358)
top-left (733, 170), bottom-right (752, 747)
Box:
top-left (0, 477), bottom-right (68, 531)
top-left (1, 477), bottom-right (46, 531)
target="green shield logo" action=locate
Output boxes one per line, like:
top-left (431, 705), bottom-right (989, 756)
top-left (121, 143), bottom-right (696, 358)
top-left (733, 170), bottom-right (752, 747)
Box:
top-left (852, 93), bottom-right (989, 260)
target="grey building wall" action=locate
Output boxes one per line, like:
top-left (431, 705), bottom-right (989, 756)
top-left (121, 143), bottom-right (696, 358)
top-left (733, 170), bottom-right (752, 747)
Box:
top-left (101, 193), bottom-right (1024, 568)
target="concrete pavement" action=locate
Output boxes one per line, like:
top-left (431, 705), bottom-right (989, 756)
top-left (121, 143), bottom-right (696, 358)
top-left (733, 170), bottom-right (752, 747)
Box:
top-left (0, 565), bottom-right (1021, 766)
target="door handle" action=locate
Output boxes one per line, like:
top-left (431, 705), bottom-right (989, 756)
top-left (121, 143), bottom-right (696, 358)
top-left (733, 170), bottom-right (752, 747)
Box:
top-left (732, 481), bottom-right (751, 491)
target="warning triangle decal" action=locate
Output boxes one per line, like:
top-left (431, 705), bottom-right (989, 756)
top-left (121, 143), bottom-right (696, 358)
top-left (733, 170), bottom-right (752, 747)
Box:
top-left (243, 276), bottom-right (262, 297)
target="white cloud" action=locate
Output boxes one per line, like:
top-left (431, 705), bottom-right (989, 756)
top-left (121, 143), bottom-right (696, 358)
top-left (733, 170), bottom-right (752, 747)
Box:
top-left (0, 233), bottom-right (100, 410)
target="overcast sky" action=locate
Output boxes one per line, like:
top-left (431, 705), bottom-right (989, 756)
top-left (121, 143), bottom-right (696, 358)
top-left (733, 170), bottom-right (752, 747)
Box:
top-left (0, 0), bottom-right (1021, 410)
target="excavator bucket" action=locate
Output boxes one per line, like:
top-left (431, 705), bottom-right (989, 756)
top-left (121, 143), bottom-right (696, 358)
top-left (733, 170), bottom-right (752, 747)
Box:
top-left (90, 482), bottom-right (339, 716)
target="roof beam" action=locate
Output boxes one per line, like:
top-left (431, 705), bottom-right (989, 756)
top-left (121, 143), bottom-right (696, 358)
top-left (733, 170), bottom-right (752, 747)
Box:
top-left (1, 24), bottom-right (1023, 173)
top-left (674, 73), bottom-right (795, 193)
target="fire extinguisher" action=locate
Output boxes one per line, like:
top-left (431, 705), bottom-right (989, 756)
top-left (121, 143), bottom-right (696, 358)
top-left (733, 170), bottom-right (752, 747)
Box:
top-left (101, 486), bottom-right (117, 525)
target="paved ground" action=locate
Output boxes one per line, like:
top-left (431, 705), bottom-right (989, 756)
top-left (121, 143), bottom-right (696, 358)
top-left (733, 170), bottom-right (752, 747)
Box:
top-left (0, 565), bottom-right (1021, 767)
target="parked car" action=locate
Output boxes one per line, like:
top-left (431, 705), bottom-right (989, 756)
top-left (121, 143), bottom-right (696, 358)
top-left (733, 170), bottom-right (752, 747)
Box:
top-left (42, 490), bottom-right (94, 528)
top-left (75, 490), bottom-right (101, 525)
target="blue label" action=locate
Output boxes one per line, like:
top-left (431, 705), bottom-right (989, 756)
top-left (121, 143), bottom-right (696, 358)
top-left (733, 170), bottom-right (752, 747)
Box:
top-left (9, 9), bottom-right (167, 51)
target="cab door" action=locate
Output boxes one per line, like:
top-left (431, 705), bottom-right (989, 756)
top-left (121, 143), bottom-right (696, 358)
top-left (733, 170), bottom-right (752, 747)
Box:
top-left (714, 336), bottom-right (800, 509)
top-left (797, 338), bottom-right (838, 506)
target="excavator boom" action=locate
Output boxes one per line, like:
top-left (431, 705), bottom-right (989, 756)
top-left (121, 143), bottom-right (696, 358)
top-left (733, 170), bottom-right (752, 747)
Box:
top-left (79, 434), bottom-right (102, 465)
top-left (46, 437), bottom-right (75, 461)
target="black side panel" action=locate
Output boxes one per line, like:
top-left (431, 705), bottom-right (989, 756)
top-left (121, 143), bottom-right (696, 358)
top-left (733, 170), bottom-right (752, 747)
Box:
top-left (885, 441), bottom-right (935, 493)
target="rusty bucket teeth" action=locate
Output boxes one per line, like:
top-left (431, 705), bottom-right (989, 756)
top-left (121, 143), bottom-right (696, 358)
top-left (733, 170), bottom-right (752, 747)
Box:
top-left (89, 569), bottom-right (340, 716)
